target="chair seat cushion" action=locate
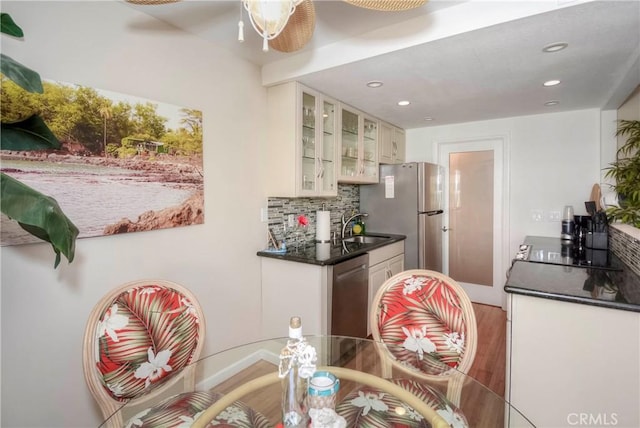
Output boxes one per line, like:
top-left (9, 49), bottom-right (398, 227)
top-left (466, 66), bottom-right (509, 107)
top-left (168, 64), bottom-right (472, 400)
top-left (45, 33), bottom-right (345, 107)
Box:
top-left (335, 378), bottom-right (468, 428)
top-left (124, 391), bottom-right (271, 428)
top-left (94, 284), bottom-right (201, 400)
top-left (376, 274), bottom-right (469, 372)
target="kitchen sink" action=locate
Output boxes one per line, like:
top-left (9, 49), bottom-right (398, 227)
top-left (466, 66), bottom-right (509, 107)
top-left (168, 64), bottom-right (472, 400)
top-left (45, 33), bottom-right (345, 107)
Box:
top-left (343, 235), bottom-right (390, 244)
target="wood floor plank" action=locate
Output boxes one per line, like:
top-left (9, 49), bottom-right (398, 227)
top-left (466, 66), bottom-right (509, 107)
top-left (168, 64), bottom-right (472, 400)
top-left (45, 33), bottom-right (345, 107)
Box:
top-left (467, 302), bottom-right (507, 398)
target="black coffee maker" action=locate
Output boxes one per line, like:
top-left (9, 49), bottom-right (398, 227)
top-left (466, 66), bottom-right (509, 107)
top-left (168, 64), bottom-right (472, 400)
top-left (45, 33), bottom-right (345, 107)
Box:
top-left (573, 215), bottom-right (590, 247)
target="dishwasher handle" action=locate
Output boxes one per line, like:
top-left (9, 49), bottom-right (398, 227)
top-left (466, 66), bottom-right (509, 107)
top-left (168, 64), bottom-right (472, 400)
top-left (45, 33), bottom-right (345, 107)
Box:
top-left (335, 264), bottom-right (367, 281)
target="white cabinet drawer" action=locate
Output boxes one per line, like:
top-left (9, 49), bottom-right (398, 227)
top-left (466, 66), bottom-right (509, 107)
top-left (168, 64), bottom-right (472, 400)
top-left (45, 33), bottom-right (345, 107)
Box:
top-left (368, 241), bottom-right (404, 266)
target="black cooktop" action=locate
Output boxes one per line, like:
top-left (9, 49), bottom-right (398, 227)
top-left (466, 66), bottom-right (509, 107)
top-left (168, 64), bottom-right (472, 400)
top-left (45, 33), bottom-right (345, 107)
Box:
top-left (515, 236), bottom-right (619, 270)
top-left (506, 236), bottom-right (640, 312)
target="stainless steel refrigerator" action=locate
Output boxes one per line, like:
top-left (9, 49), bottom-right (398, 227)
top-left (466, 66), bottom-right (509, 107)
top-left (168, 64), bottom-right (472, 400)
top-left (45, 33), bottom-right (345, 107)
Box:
top-left (360, 162), bottom-right (444, 271)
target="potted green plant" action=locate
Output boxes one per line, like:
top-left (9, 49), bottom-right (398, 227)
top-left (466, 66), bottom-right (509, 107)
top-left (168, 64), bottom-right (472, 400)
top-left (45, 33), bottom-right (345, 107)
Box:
top-left (604, 119), bottom-right (640, 228)
top-left (1, 13), bottom-right (78, 267)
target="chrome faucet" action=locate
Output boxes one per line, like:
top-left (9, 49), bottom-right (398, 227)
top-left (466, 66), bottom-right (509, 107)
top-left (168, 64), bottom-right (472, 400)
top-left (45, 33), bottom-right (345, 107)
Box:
top-left (341, 212), bottom-right (369, 239)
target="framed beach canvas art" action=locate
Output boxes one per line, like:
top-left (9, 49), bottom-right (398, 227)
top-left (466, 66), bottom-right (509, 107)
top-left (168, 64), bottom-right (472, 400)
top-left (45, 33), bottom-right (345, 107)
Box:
top-left (0, 79), bottom-right (204, 246)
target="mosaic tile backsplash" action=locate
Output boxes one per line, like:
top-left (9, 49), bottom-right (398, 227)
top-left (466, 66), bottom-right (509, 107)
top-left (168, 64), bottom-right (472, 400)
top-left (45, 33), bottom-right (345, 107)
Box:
top-left (610, 225), bottom-right (640, 277)
top-left (266, 188), bottom-right (640, 277)
top-left (267, 185), bottom-right (360, 246)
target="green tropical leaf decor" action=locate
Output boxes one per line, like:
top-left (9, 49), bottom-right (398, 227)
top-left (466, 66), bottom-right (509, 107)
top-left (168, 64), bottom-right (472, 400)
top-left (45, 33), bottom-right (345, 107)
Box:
top-left (1, 13), bottom-right (78, 267)
top-left (1, 114), bottom-right (61, 151)
top-left (605, 120), bottom-right (640, 228)
top-left (0, 53), bottom-right (43, 94)
top-left (1, 174), bottom-right (78, 267)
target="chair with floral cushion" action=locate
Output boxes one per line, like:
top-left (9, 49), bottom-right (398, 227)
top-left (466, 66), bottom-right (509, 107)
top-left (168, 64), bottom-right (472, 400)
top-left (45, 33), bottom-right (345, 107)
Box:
top-left (371, 269), bottom-right (478, 403)
top-left (336, 378), bottom-right (468, 428)
top-left (82, 279), bottom-right (270, 428)
top-left (335, 269), bottom-right (477, 427)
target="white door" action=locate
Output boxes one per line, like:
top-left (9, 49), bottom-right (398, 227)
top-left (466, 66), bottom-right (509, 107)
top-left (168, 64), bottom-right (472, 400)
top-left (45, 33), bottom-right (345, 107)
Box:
top-left (437, 137), bottom-right (508, 307)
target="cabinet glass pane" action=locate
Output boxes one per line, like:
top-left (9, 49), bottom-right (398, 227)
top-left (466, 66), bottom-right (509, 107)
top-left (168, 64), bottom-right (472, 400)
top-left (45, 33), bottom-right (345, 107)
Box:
top-left (322, 100), bottom-right (335, 192)
top-left (341, 109), bottom-right (359, 176)
top-left (363, 118), bottom-right (377, 160)
top-left (302, 157), bottom-right (315, 191)
top-left (301, 92), bottom-right (316, 191)
top-left (363, 118), bottom-right (377, 179)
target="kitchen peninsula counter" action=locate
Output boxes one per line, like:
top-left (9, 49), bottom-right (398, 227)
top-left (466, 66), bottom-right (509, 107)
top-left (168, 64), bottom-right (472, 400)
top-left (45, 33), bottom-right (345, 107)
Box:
top-left (505, 236), bottom-right (640, 312)
top-left (505, 236), bottom-right (640, 427)
top-left (505, 255), bottom-right (640, 312)
top-left (256, 233), bottom-right (406, 266)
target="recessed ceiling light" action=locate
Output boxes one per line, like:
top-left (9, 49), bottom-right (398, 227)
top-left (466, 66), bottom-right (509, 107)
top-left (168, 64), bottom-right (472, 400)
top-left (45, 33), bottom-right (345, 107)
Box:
top-left (424, 117), bottom-right (433, 121)
top-left (366, 81), bottom-right (383, 88)
top-left (542, 42), bottom-right (568, 53)
top-left (544, 100), bottom-right (560, 106)
top-left (397, 100), bottom-right (410, 106)
top-left (543, 79), bottom-right (561, 87)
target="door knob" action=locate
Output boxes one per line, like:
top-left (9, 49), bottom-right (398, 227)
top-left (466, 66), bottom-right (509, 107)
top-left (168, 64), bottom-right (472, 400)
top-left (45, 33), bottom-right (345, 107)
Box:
top-left (442, 226), bottom-right (451, 232)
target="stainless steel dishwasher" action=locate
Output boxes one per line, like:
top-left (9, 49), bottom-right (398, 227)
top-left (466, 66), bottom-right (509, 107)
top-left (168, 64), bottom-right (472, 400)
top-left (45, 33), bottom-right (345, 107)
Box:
top-left (330, 253), bottom-right (369, 338)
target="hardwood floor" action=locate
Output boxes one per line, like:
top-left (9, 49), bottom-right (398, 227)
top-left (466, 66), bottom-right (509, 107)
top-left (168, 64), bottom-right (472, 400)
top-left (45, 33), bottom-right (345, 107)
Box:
top-left (467, 302), bottom-right (507, 398)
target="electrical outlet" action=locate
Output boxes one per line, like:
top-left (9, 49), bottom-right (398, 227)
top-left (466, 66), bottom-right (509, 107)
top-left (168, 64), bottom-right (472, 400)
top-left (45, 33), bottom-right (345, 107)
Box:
top-left (260, 207), bottom-right (268, 222)
top-left (548, 210), bottom-right (561, 222)
top-left (287, 214), bottom-right (295, 228)
top-left (530, 209), bottom-right (543, 222)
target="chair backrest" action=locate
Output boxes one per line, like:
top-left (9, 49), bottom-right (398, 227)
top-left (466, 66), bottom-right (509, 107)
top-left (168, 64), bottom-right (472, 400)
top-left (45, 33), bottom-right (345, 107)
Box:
top-left (370, 269), bottom-right (477, 379)
top-left (82, 279), bottom-right (206, 421)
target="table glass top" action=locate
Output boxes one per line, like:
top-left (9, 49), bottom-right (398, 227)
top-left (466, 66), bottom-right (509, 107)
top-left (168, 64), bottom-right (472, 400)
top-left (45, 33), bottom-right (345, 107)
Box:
top-left (102, 336), bottom-right (534, 428)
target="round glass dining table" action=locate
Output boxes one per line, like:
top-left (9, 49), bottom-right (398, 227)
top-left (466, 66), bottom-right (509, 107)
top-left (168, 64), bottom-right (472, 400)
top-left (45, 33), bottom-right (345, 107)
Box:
top-left (102, 335), bottom-right (534, 427)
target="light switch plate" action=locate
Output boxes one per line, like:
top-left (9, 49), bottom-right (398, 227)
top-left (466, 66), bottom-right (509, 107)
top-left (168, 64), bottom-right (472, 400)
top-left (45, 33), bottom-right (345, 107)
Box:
top-left (260, 207), bottom-right (268, 222)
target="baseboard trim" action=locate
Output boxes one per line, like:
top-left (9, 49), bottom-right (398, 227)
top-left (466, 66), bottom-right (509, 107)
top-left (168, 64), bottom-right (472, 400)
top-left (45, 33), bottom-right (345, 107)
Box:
top-left (196, 349), bottom-right (280, 391)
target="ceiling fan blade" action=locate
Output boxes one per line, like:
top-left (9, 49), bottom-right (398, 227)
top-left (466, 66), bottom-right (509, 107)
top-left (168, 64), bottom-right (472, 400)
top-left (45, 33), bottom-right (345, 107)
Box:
top-left (125, 0), bottom-right (181, 4)
top-left (343, 0), bottom-right (427, 11)
top-left (269, 0), bottom-right (316, 53)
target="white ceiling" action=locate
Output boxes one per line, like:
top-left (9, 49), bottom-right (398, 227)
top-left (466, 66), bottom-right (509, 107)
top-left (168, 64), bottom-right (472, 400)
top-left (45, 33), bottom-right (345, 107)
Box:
top-left (125, 0), bottom-right (640, 129)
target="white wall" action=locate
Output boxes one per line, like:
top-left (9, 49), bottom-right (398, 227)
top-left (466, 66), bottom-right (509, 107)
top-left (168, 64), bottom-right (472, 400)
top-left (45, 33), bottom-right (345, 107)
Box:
top-left (406, 108), bottom-right (602, 259)
top-left (0, 2), bottom-right (269, 427)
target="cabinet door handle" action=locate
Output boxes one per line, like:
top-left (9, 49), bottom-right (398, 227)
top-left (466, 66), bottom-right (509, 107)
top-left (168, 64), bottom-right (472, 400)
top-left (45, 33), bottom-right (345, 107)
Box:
top-left (392, 142), bottom-right (397, 156)
top-left (385, 267), bottom-right (392, 279)
top-left (316, 157), bottom-right (325, 179)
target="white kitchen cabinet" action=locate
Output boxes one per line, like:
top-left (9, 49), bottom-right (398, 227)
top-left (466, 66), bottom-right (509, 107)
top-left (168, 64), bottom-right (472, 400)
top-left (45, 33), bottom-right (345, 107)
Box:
top-left (379, 121), bottom-right (406, 164)
top-left (338, 105), bottom-right (378, 184)
top-left (261, 258), bottom-right (330, 339)
top-left (366, 241), bottom-right (405, 335)
top-left (393, 127), bottom-right (406, 163)
top-left (260, 241), bottom-right (405, 340)
top-left (266, 82), bottom-right (337, 197)
top-left (506, 294), bottom-right (640, 427)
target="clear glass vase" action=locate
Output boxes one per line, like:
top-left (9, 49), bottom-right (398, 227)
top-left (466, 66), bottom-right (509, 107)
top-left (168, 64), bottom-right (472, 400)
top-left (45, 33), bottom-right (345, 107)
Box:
top-left (293, 226), bottom-right (307, 250)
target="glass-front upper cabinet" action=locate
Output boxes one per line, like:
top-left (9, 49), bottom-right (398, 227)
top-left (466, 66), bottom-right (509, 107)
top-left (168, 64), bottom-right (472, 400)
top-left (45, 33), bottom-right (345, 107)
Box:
top-left (338, 105), bottom-right (378, 184)
top-left (266, 82), bottom-right (337, 197)
top-left (300, 89), bottom-right (337, 196)
top-left (362, 116), bottom-right (378, 181)
top-left (320, 99), bottom-right (336, 194)
top-left (301, 91), bottom-right (317, 193)
top-left (340, 108), bottom-right (359, 180)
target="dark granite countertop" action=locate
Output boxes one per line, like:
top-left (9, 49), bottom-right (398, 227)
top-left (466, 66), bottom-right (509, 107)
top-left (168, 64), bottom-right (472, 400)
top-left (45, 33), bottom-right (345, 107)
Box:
top-left (256, 233), bottom-right (406, 266)
top-left (505, 237), bottom-right (640, 313)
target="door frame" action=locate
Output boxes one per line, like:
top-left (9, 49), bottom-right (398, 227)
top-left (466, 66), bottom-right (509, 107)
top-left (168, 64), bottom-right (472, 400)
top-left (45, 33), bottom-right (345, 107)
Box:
top-left (436, 135), bottom-right (510, 308)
